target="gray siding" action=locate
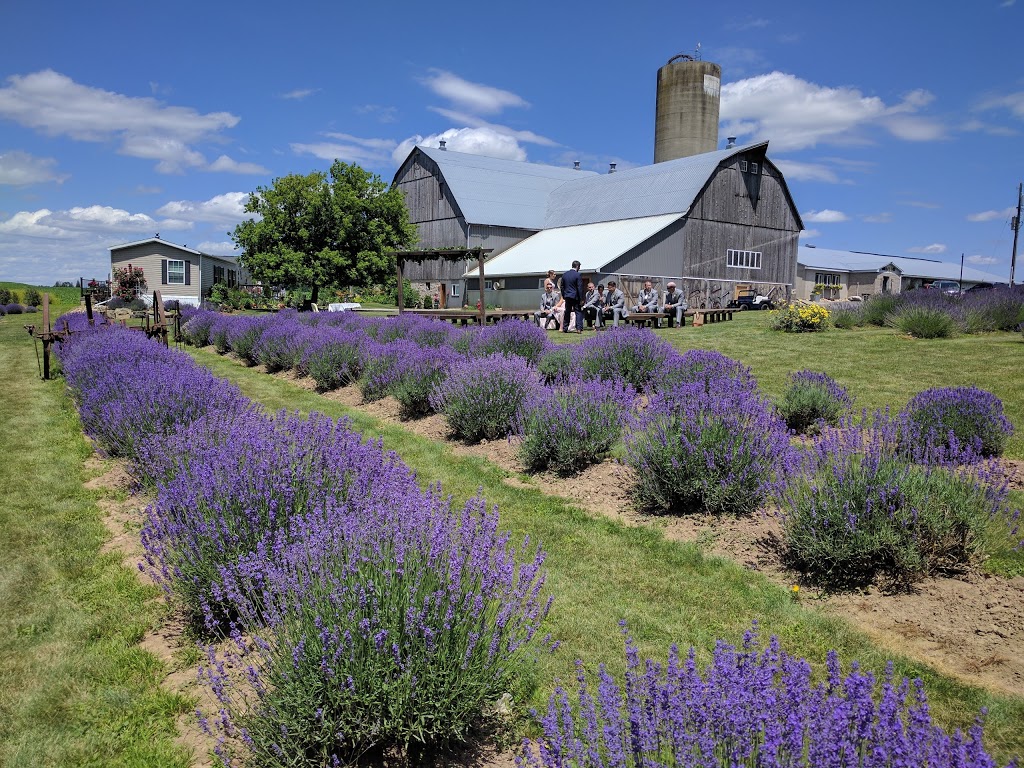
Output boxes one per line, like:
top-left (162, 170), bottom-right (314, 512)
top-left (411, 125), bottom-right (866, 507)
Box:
top-left (469, 225), bottom-right (536, 256)
top-left (111, 243), bottom-right (200, 302)
top-left (394, 153), bottom-right (468, 250)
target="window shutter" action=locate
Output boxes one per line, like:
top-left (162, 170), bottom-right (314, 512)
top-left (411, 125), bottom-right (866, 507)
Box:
top-left (161, 259), bottom-right (167, 284)
top-left (185, 261), bottom-right (191, 285)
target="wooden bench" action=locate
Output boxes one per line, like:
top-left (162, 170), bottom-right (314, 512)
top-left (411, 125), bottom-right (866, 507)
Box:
top-left (689, 308), bottom-right (734, 324)
top-left (624, 312), bottom-right (685, 328)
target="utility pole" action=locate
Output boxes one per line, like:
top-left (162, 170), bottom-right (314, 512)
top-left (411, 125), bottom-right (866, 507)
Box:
top-left (1011, 182), bottom-right (1022, 286)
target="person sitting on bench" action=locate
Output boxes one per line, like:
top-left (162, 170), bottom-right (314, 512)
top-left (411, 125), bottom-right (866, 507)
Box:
top-left (601, 281), bottom-right (626, 327)
top-left (534, 279), bottom-right (561, 329)
top-left (631, 279), bottom-right (660, 327)
top-left (582, 280), bottom-right (602, 328)
top-left (662, 281), bottom-right (688, 326)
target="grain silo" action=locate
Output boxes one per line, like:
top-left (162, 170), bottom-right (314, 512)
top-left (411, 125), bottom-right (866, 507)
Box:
top-left (654, 55), bottom-right (721, 163)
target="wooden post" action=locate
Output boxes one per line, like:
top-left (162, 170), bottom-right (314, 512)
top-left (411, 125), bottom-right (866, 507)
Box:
top-left (477, 249), bottom-right (486, 325)
top-left (41, 293), bottom-right (51, 380)
top-left (84, 293), bottom-right (94, 325)
top-left (396, 258), bottom-right (405, 314)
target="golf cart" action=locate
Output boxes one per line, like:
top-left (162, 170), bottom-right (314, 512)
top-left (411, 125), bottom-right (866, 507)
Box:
top-left (728, 290), bottom-right (775, 310)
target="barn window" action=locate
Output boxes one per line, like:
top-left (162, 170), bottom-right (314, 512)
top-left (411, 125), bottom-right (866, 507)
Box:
top-left (751, 162), bottom-right (759, 174)
top-left (727, 249), bottom-right (762, 270)
top-left (450, 284), bottom-right (460, 297)
top-left (814, 272), bottom-right (841, 286)
top-left (166, 259), bottom-right (185, 284)
top-left (739, 160), bottom-right (748, 172)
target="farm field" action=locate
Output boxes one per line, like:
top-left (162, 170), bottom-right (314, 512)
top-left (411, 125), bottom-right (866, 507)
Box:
top-left (3, 298), bottom-right (1023, 765)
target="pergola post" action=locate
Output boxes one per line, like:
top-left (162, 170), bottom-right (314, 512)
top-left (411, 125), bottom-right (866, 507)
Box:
top-left (396, 257), bottom-right (405, 314)
top-left (477, 249), bottom-right (486, 325)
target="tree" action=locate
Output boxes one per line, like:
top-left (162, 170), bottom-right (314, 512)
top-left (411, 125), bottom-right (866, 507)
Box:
top-left (233, 160), bottom-right (417, 304)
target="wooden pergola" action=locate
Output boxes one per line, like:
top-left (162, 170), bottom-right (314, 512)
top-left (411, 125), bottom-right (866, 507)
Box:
top-left (388, 247), bottom-right (494, 324)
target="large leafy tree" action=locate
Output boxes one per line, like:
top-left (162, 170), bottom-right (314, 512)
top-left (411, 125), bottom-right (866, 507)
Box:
top-left (233, 160), bottom-right (417, 304)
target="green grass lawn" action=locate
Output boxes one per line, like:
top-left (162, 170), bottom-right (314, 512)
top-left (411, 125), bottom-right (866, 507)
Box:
top-left (0, 305), bottom-right (192, 767)
top-left (0, 281), bottom-right (82, 309)
top-left (188, 343), bottom-right (1024, 762)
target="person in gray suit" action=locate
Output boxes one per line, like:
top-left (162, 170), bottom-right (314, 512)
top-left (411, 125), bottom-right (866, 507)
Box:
top-left (662, 281), bottom-right (688, 326)
top-left (601, 280), bottom-right (627, 327)
top-left (535, 279), bottom-right (561, 329)
top-left (581, 280), bottom-right (602, 328)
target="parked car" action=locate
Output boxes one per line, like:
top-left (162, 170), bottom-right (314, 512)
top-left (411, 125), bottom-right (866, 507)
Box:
top-left (925, 280), bottom-right (961, 296)
top-left (965, 282), bottom-right (1008, 293)
top-left (728, 290), bottom-right (775, 310)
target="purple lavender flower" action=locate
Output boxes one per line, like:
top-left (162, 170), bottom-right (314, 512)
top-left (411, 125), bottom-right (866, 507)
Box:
top-left (898, 386), bottom-right (1013, 463)
top-left (778, 370), bottom-right (853, 434)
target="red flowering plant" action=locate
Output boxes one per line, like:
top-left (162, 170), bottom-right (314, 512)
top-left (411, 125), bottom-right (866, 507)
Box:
top-left (112, 264), bottom-right (147, 301)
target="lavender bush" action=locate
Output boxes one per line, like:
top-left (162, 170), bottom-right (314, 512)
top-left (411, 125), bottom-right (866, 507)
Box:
top-left (472, 319), bottom-right (551, 364)
top-left (358, 338), bottom-right (423, 402)
top-left (899, 386), bottom-right (1014, 463)
top-left (202, 492), bottom-right (551, 764)
top-left (519, 378), bottom-right (635, 475)
top-left (777, 417), bottom-right (1017, 589)
top-left (179, 308), bottom-right (220, 347)
top-left (625, 382), bottom-right (792, 515)
top-left (538, 346), bottom-right (576, 385)
top-left (299, 329), bottom-right (368, 391)
top-left (431, 353), bottom-right (543, 442)
top-left (572, 327), bottom-right (675, 392)
top-left (522, 624), bottom-right (1013, 768)
top-left (226, 315), bottom-right (272, 365)
top-left (391, 345), bottom-right (462, 419)
top-left (654, 349), bottom-right (758, 395)
top-left (777, 370), bottom-right (853, 434)
top-left (887, 306), bottom-right (957, 338)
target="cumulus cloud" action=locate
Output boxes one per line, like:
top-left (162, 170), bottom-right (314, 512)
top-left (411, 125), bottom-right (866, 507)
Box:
top-left (0, 150), bottom-right (68, 185)
top-left (419, 70), bottom-right (528, 115)
top-left (392, 127), bottom-right (527, 165)
top-left (197, 240), bottom-right (239, 255)
top-left (967, 206), bottom-right (1015, 222)
top-left (0, 205), bottom-right (189, 240)
top-left (802, 209), bottom-right (848, 223)
top-left (771, 159), bottom-right (839, 183)
top-left (908, 243), bottom-right (946, 254)
top-left (208, 155), bottom-right (271, 174)
top-left (0, 70), bottom-right (240, 173)
top-left (799, 228), bottom-right (821, 239)
top-left (967, 254), bottom-right (999, 264)
top-left (428, 107), bottom-right (559, 147)
top-left (720, 72), bottom-right (944, 151)
top-left (156, 192), bottom-right (249, 226)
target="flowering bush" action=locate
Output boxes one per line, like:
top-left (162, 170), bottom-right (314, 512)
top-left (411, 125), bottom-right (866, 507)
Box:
top-left (572, 327), bottom-right (674, 392)
top-left (769, 301), bottom-right (830, 332)
top-left (537, 346), bottom-right (576, 385)
top-left (654, 349), bottom-right (757, 395)
top-left (299, 330), bottom-right (368, 391)
top-left (777, 370), bottom-right (853, 434)
top-left (4, 303), bottom-right (23, 315)
top-left (112, 264), bottom-right (146, 301)
top-left (225, 316), bottom-right (273, 365)
top-left (203, 493), bottom-right (551, 764)
top-left (522, 624), bottom-right (1012, 768)
top-left (519, 378), bottom-right (635, 475)
top-left (625, 382), bottom-right (792, 515)
top-left (391, 345), bottom-right (463, 419)
top-left (179, 308), bottom-right (220, 347)
top-left (431, 353), bottom-right (543, 442)
top-left (471, 319), bottom-right (550, 364)
top-left (899, 386), bottom-right (1014, 463)
top-left (776, 417), bottom-right (1017, 589)
top-left (887, 306), bottom-right (957, 338)
top-left (358, 338), bottom-right (423, 402)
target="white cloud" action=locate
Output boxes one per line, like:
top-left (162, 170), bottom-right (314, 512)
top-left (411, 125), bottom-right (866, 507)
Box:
top-left (0, 205), bottom-right (189, 240)
top-left (428, 107), bottom-right (559, 147)
top-left (291, 135), bottom-right (396, 166)
top-left (208, 154), bottom-right (271, 174)
top-left (967, 206), bottom-right (1015, 222)
top-left (156, 192), bottom-right (249, 226)
top-left (392, 127), bottom-right (527, 165)
top-left (862, 212), bottom-right (893, 223)
top-left (280, 88), bottom-right (319, 100)
top-left (197, 240), bottom-right (239, 255)
top-left (901, 200), bottom-right (941, 209)
top-left (0, 209), bottom-right (68, 238)
top-left (799, 229), bottom-right (821, 239)
top-left (803, 209), bottom-right (848, 223)
top-left (0, 150), bottom-right (68, 185)
top-left (967, 254), bottom-right (999, 264)
top-left (135, 184), bottom-right (162, 195)
top-left (908, 243), bottom-right (947, 254)
top-left (771, 158), bottom-right (839, 183)
top-left (67, 205), bottom-right (156, 229)
top-left (721, 72), bottom-right (944, 151)
top-left (0, 70), bottom-right (240, 173)
top-left (419, 69), bottom-right (528, 115)
top-left (355, 104), bottom-right (398, 123)
top-left (977, 90), bottom-right (1024, 120)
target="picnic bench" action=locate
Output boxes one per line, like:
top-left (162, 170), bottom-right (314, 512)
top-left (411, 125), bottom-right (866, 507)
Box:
top-left (405, 309), bottom-right (534, 325)
top-left (691, 308), bottom-right (734, 324)
top-left (624, 312), bottom-right (685, 329)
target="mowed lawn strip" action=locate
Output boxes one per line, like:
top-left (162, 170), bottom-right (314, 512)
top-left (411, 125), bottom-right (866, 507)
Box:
top-left (190, 345), bottom-right (1024, 761)
top-left (0, 314), bottom-right (192, 767)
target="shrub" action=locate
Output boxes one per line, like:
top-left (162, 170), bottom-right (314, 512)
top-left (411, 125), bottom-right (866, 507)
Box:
top-left (226, 316), bottom-right (271, 365)
top-left (769, 301), bottom-right (830, 332)
top-left (899, 386), bottom-right (1014, 462)
top-left (431, 353), bottom-right (542, 442)
top-left (0, 305), bottom-right (6, 317)
top-left (625, 382), bottom-right (792, 515)
top-left (0, 288), bottom-right (11, 305)
top-left (128, 298), bottom-right (148, 312)
top-left (654, 349), bottom-right (757, 395)
top-left (537, 345), bottom-right (575, 385)
top-left (471, 319), bottom-right (550, 364)
top-left (778, 370), bottom-right (853, 434)
top-left (861, 293), bottom-right (902, 326)
top-left (4, 304), bottom-right (24, 315)
top-left (359, 338), bottom-right (422, 402)
top-left (104, 296), bottom-right (126, 310)
top-left (523, 624), bottom-right (1012, 768)
top-left (23, 287), bottom-right (42, 306)
top-left (179, 309), bottom-right (219, 347)
top-left (210, 315), bottom-right (233, 354)
top-left (519, 378), bottom-right (635, 475)
top-left (391, 346), bottom-right (462, 419)
top-left (301, 330), bottom-right (367, 390)
top-left (24, 305), bottom-right (37, 314)
top-left (886, 306), bottom-right (956, 338)
top-left (254, 321), bottom-right (311, 372)
top-left (203, 493), bottom-right (550, 765)
top-left (830, 306), bottom-right (862, 329)
top-left (777, 419), bottom-right (1014, 589)
top-left (572, 327), bottom-right (674, 392)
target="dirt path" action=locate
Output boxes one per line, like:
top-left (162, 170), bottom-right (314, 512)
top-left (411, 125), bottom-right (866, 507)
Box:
top-left (275, 374), bottom-right (1024, 700)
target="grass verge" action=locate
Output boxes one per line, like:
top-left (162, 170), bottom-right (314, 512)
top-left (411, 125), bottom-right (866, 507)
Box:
top-left (189, 345), bottom-right (1024, 762)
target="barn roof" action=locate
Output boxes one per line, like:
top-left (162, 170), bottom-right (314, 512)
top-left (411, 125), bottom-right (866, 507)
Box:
top-left (463, 213), bottom-right (683, 277)
top-left (798, 245), bottom-right (1006, 283)
top-left (412, 146), bottom-right (598, 230)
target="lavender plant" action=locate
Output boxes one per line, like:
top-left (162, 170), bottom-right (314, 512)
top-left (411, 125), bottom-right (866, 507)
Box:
top-left (899, 386), bottom-right (1014, 463)
top-left (624, 381), bottom-right (792, 515)
top-left (226, 315), bottom-right (273, 365)
top-left (179, 308), bottom-right (219, 347)
top-left (654, 349), bottom-right (758, 395)
top-left (776, 416), bottom-right (1016, 589)
top-left (471, 319), bottom-right (551, 364)
top-left (202, 492), bottom-right (552, 764)
top-left (521, 624), bottom-right (1014, 768)
top-left (777, 370), bottom-right (853, 434)
top-left (538, 346), bottom-right (576, 385)
top-left (572, 327), bottom-right (674, 392)
top-left (430, 353), bottom-right (543, 442)
top-left (299, 329), bottom-right (368, 391)
top-left (358, 338), bottom-right (423, 402)
top-left (519, 378), bottom-right (635, 475)
top-left (391, 345), bottom-right (463, 419)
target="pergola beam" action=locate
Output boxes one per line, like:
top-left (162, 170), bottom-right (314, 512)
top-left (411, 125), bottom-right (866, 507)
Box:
top-left (388, 247), bottom-right (493, 324)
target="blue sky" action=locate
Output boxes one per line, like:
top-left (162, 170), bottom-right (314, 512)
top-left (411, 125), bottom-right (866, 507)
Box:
top-left (1, 0), bottom-right (1022, 284)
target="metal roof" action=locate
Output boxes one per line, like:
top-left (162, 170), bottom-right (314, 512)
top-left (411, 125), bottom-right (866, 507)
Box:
top-left (109, 237), bottom-right (202, 255)
top-left (464, 213), bottom-right (683, 277)
top-left (798, 245), bottom-right (1007, 284)
top-left (415, 146), bottom-right (598, 230)
top-left (544, 142), bottom-right (769, 228)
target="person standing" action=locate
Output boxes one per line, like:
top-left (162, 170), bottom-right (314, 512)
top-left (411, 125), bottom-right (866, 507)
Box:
top-left (560, 260), bottom-right (584, 333)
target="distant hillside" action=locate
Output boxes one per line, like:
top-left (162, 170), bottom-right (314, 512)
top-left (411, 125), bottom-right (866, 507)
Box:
top-left (0, 282), bottom-right (81, 308)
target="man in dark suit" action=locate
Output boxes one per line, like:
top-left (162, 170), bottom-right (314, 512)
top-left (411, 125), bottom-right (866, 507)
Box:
top-left (560, 260), bottom-right (584, 333)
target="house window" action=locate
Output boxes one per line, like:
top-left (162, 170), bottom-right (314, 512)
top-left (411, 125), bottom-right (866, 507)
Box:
top-left (228, 269), bottom-right (237, 288)
top-left (484, 280), bottom-right (494, 290)
top-left (814, 272), bottom-right (841, 286)
top-left (167, 259), bottom-right (185, 285)
top-left (739, 160), bottom-right (748, 172)
top-left (450, 284), bottom-right (460, 297)
top-left (213, 265), bottom-right (225, 284)
top-left (727, 249), bottom-right (762, 270)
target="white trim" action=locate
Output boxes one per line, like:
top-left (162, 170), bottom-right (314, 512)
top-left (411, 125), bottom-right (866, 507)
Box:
top-left (167, 259), bottom-right (185, 285)
top-left (727, 248), bottom-right (762, 269)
